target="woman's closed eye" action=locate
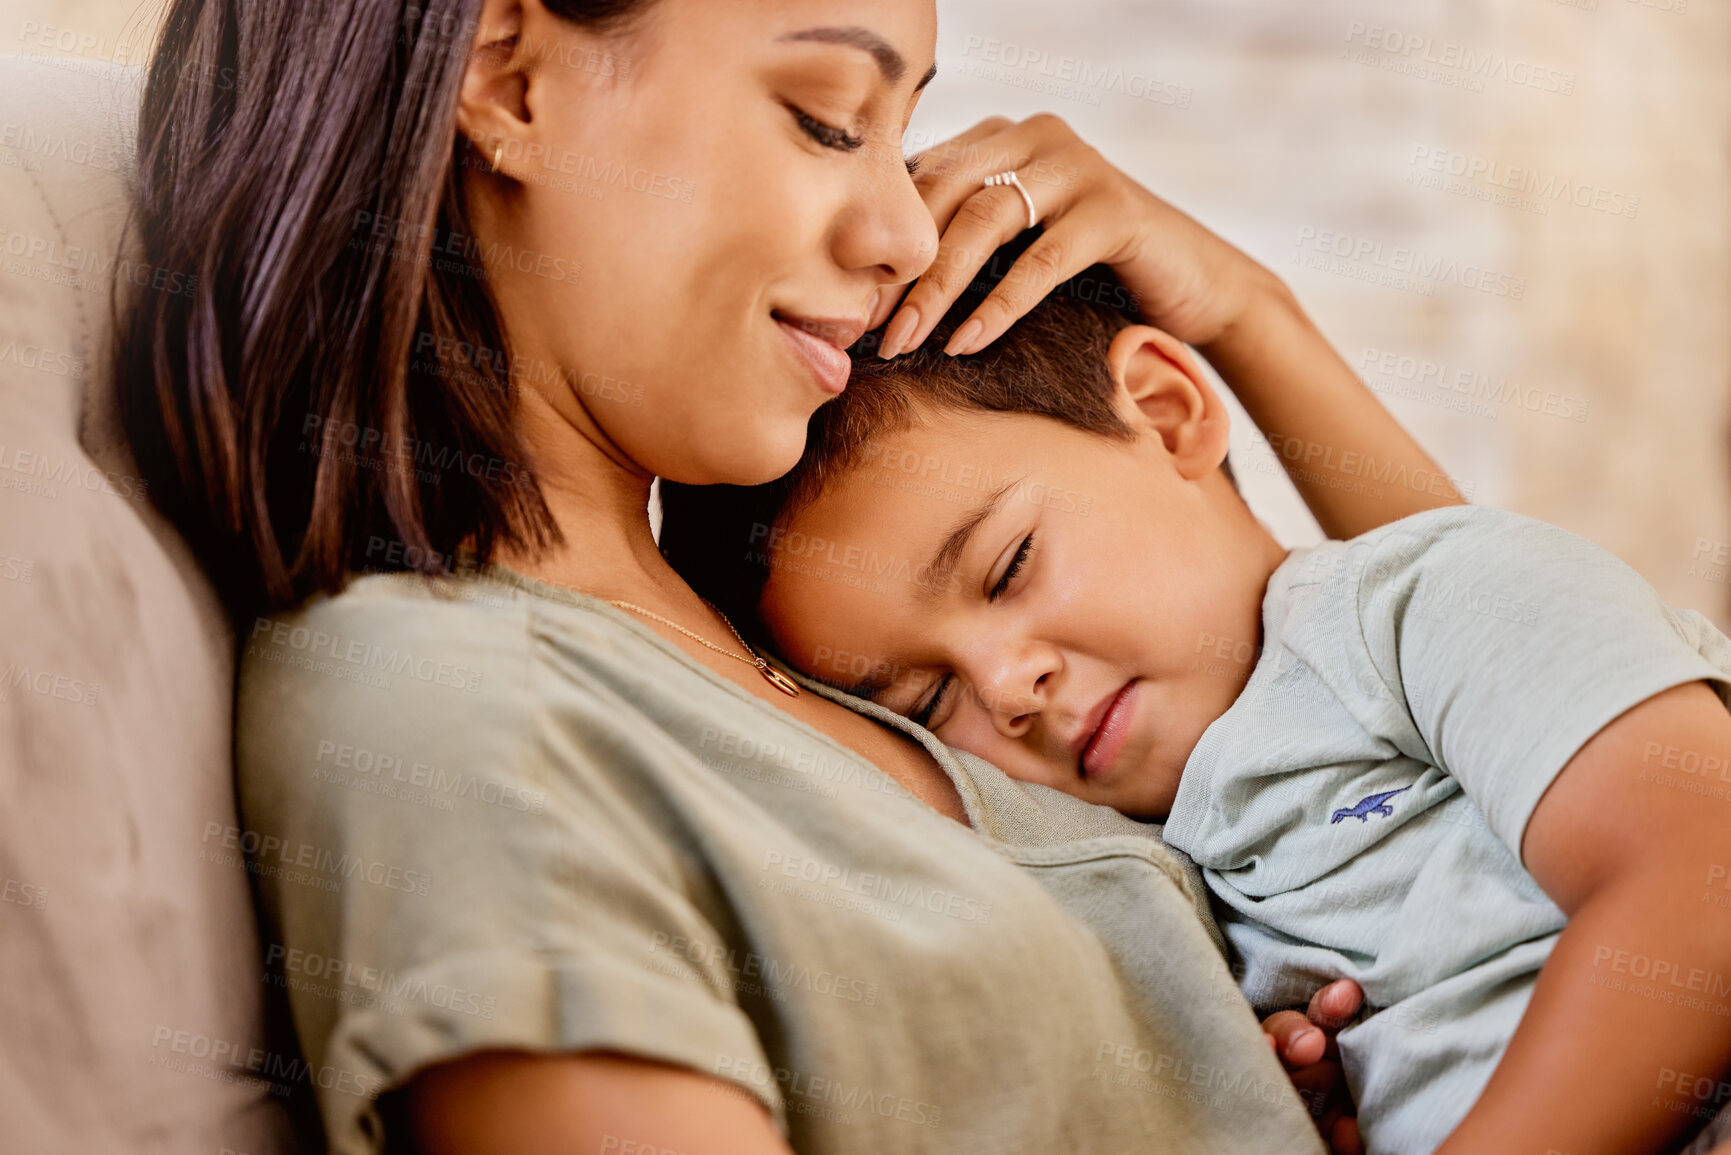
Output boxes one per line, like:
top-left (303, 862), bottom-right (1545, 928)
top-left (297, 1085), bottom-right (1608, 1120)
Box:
top-left (788, 104), bottom-right (864, 152)
top-left (788, 104), bottom-right (923, 175)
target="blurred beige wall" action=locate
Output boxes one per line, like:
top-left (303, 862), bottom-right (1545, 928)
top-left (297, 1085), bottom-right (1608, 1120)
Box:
top-left (924, 0), bottom-right (1731, 627)
top-left (7, 0), bottom-right (157, 67)
top-left (11, 0), bottom-right (1731, 624)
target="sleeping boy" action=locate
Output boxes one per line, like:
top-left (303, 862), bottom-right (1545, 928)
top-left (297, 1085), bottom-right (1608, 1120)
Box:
top-left (658, 242), bottom-right (1731, 1155)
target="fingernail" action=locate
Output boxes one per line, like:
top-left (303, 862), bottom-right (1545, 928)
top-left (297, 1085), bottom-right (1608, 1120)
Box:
top-left (945, 317), bottom-right (984, 357)
top-left (879, 306), bottom-right (919, 359)
top-left (1291, 1028), bottom-right (1319, 1055)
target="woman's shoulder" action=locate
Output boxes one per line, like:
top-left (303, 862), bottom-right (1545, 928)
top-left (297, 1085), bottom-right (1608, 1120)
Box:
top-left (238, 562), bottom-right (658, 685)
top-left (235, 571), bottom-right (542, 807)
top-left (231, 564), bottom-right (703, 880)
top-left (240, 569), bottom-right (536, 700)
top-left (233, 563), bottom-right (710, 791)
top-left (254, 564), bottom-right (536, 633)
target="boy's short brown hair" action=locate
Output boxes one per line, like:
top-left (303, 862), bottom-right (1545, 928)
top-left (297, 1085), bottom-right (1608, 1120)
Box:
top-left (660, 231), bottom-right (1220, 634)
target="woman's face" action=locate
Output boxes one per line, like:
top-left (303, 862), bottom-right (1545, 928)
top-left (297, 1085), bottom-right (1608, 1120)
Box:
top-left (470, 0), bottom-right (940, 486)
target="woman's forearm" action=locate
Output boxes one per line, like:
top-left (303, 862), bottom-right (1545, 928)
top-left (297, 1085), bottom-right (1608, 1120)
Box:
top-left (407, 1051), bottom-right (795, 1155)
top-left (1201, 273), bottom-right (1467, 540)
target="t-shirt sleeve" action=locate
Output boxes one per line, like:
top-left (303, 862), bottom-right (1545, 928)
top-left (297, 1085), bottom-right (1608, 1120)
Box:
top-left (1353, 507), bottom-right (1731, 858)
top-left (235, 588), bottom-right (776, 1153)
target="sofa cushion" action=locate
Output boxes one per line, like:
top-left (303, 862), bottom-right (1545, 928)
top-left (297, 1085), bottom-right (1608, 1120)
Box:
top-left (0, 54), bottom-right (299, 1153)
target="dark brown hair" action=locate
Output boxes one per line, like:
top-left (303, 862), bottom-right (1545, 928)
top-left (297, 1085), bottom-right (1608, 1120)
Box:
top-left (117, 0), bottom-right (652, 615)
top-left (661, 230), bottom-right (1182, 631)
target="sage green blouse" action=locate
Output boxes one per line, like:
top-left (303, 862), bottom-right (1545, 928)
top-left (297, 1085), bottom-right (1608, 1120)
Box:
top-left (235, 565), bottom-right (1321, 1154)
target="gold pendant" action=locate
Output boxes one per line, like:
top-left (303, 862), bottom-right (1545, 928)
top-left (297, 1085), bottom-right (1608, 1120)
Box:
top-left (760, 665), bottom-right (801, 697)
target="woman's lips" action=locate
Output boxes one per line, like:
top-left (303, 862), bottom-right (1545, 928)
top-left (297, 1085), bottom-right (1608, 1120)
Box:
top-left (1081, 681), bottom-right (1139, 780)
top-left (775, 314), bottom-right (861, 395)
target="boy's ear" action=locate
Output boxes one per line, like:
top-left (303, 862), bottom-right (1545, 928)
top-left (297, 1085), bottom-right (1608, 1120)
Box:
top-left (1106, 324), bottom-right (1230, 481)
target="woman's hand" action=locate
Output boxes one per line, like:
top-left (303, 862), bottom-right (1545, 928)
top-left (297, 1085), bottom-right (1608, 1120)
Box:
top-left (1261, 979), bottom-right (1365, 1155)
top-left (873, 113), bottom-right (1277, 358)
top-left (879, 113), bottom-right (1468, 540)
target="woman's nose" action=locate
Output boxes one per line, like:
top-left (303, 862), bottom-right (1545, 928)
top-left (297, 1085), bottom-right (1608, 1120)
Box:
top-left (834, 152), bottom-right (939, 286)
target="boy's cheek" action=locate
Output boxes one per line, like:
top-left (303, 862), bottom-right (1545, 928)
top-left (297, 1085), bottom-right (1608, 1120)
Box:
top-left (937, 713), bottom-right (1035, 778)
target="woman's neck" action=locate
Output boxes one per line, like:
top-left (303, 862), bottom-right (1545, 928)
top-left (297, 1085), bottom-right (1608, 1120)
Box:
top-left (494, 391), bottom-right (691, 609)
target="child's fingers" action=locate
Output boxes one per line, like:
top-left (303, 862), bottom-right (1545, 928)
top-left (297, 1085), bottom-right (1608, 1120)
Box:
top-left (1287, 1058), bottom-right (1348, 1122)
top-left (1261, 1009), bottom-right (1326, 1070)
top-left (1307, 978), bottom-right (1364, 1034)
top-left (1328, 1115), bottom-right (1365, 1155)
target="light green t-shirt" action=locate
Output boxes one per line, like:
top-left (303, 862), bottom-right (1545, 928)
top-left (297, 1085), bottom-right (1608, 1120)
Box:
top-left (1165, 505), bottom-right (1731, 1154)
top-left (235, 564), bottom-right (1321, 1154)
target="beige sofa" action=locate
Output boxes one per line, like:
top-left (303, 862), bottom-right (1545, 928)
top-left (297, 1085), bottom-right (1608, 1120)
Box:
top-left (0, 54), bottom-right (305, 1153)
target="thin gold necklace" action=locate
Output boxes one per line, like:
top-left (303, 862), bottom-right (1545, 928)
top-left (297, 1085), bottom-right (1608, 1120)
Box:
top-left (607, 597), bottom-right (800, 697)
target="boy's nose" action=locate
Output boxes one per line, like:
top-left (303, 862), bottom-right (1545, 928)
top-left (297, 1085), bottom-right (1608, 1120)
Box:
top-left (984, 670), bottom-right (1051, 741)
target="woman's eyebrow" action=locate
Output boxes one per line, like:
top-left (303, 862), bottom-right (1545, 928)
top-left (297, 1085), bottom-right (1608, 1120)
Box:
top-left (778, 26), bottom-right (938, 90)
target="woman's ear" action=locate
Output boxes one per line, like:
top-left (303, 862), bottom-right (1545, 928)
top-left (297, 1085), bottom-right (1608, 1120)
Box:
top-left (454, 0), bottom-right (531, 174)
top-left (1106, 324), bottom-right (1230, 480)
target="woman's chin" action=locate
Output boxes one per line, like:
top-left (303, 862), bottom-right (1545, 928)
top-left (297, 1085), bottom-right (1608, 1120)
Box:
top-left (726, 446), bottom-right (807, 487)
top-left (659, 428), bottom-right (809, 488)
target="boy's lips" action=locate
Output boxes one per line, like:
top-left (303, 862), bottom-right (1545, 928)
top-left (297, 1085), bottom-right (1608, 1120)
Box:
top-left (774, 312), bottom-right (867, 395)
top-left (1077, 680), bottom-right (1139, 780)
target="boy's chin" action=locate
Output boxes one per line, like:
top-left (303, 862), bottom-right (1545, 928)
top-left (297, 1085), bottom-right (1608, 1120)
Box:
top-left (1113, 775), bottom-right (1181, 823)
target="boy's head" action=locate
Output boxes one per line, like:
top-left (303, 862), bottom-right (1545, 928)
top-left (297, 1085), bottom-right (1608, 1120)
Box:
top-left (660, 235), bottom-right (1284, 818)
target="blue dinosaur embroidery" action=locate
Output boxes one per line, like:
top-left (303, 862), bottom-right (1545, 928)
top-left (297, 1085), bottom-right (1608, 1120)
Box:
top-left (1331, 786), bottom-right (1413, 824)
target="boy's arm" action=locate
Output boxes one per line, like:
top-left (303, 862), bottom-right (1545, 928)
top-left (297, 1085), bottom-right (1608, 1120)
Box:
top-left (1436, 680), bottom-right (1731, 1155)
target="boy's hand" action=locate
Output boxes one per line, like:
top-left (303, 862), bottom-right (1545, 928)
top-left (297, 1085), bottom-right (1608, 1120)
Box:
top-left (1261, 979), bottom-right (1365, 1155)
top-left (874, 113), bottom-right (1280, 358)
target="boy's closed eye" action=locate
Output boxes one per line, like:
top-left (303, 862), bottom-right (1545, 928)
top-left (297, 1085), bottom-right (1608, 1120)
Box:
top-left (905, 673), bottom-right (952, 730)
top-left (990, 531), bottom-right (1038, 600)
top-left (894, 529), bottom-right (1039, 730)
top-left (759, 391), bottom-right (1256, 819)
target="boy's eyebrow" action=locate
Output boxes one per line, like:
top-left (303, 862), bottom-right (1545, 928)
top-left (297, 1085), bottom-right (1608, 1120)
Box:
top-left (918, 476), bottom-right (1025, 604)
top-left (778, 26), bottom-right (939, 90)
top-left (833, 476), bottom-right (1027, 701)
